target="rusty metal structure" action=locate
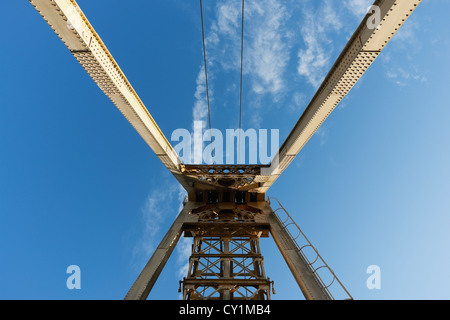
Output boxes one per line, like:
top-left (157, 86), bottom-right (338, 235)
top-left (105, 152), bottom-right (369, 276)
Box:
top-left (182, 235), bottom-right (272, 300)
top-left (28, 0), bottom-right (423, 300)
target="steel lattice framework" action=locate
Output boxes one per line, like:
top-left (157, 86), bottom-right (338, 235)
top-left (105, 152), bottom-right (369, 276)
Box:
top-left (181, 236), bottom-right (273, 300)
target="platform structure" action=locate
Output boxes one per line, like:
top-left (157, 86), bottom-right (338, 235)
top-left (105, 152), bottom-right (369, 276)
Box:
top-left (180, 201), bottom-right (272, 300)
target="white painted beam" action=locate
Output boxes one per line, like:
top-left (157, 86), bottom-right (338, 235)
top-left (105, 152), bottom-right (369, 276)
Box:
top-left (29, 0), bottom-right (181, 172)
top-left (257, 0), bottom-right (423, 192)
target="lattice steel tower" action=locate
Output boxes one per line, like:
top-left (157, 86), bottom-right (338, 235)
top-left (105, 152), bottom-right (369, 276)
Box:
top-left (125, 165), bottom-right (352, 300)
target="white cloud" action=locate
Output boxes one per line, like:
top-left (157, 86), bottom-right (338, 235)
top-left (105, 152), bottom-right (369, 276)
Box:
top-left (191, 0), bottom-right (293, 128)
top-left (216, 1), bottom-right (241, 38)
top-left (176, 237), bottom-right (192, 278)
top-left (297, 30), bottom-right (330, 88)
top-left (382, 17), bottom-right (426, 86)
top-left (346, 0), bottom-right (372, 18)
top-left (297, 1), bottom-right (343, 88)
top-left (289, 92), bottom-right (307, 113)
top-left (315, 126), bottom-right (328, 146)
top-left (132, 188), bottom-right (168, 264)
top-left (192, 66), bottom-right (208, 123)
top-left (132, 181), bottom-right (190, 278)
top-left (245, 0), bottom-right (292, 98)
top-left (322, 1), bottom-right (344, 31)
top-left (385, 67), bottom-right (427, 87)
top-left (189, 0), bottom-right (389, 144)
top-left (392, 18), bottom-right (421, 49)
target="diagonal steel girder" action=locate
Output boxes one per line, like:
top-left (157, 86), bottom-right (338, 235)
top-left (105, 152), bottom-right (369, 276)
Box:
top-left (28, 0), bottom-right (182, 173)
top-left (256, 0), bottom-right (423, 193)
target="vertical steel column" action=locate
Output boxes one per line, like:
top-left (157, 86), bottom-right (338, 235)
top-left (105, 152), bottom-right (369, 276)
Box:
top-left (222, 238), bottom-right (231, 300)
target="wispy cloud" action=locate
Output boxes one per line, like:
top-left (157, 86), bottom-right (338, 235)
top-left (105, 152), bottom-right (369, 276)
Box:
top-left (315, 125), bottom-right (328, 146)
top-left (192, 66), bottom-right (209, 123)
top-left (346, 0), bottom-right (372, 18)
top-left (187, 0), bottom-right (424, 156)
top-left (192, 0), bottom-right (294, 129)
top-left (297, 1), bottom-right (343, 88)
top-left (245, 0), bottom-right (292, 98)
top-left (289, 92), bottom-right (307, 113)
top-left (386, 67), bottom-right (427, 87)
top-left (176, 237), bottom-right (192, 278)
top-left (382, 17), bottom-right (426, 86)
top-left (132, 180), bottom-right (189, 276)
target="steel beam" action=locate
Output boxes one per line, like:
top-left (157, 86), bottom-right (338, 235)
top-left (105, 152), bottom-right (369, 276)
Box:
top-left (258, 0), bottom-right (423, 193)
top-left (124, 204), bottom-right (193, 300)
top-left (266, 209), bottom-right (330, 300)
top-left (28, 0), bottom-right (181, 173)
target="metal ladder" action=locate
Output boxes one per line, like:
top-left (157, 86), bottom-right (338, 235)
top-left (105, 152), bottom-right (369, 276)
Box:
top-left (268, 197), bottom-right (353, 300)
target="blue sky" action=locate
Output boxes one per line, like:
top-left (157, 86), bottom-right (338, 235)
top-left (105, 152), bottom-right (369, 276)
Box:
top-left (0, 0), bottom-right (449, 300)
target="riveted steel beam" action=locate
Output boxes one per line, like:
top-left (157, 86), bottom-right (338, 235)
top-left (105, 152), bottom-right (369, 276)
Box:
top-left (258, 0), bottom-right (423, 193)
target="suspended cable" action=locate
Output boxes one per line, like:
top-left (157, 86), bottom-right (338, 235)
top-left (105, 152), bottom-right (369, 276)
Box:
top-left (238, 0), bottom-right (245, 164)
top-left (200, 0), bottom-right (214, 163)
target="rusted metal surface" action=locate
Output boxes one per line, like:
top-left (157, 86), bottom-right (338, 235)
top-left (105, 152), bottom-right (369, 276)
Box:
top-left (182, 164), bottom-right (269, 191)
top-left (181, 236), bottom-right (273, 300)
